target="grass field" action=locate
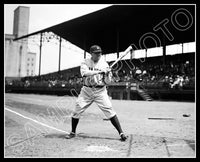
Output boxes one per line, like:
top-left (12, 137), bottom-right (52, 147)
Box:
top-left (4, 93), bottom-right (196, 158)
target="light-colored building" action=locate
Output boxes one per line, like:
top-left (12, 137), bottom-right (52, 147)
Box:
top-left (26, 52), bottom-right (36, 76)
top-left (5, 6), bottom-right (36, 79)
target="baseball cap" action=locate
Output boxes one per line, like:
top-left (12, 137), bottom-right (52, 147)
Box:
top-left (90, 45), bottom-right (102, 53)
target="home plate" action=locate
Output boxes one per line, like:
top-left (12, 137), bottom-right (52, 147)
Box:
top-left (84, 145), bottom-right (118, 152)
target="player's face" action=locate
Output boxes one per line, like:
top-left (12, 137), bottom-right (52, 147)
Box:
top-left (91, 52), bottom-right (102, 62)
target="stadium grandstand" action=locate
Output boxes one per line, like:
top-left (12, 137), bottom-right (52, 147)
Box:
top-left (5, 5), bottom-right (195, 101)
top-left (5, 51), bottom-right (195, 101)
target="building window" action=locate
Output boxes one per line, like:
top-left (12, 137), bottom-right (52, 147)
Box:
top-left (28, 58), bottom-right (30, 61)
top-left (32, 63), bottom-right (33, 66)
top-left (27, 63), bottom-right (29, 66)
top-left (32, 58), bottom-right (34, 61)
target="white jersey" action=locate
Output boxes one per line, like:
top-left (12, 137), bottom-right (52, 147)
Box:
top-left (81, 57), bottom-right (110, 86)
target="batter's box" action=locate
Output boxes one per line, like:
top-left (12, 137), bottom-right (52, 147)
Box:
top-left (69, 133), bottom-right (130, 157)
top-left (127, 134), bottom-right (195, 158)
top-left (163, 138), bottom-right (195, 157)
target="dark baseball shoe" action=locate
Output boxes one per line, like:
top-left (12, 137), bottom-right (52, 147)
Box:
top-left (65, 132), bottom-right (76, 139)
top-left (120, 133), bottom-right (128, 141)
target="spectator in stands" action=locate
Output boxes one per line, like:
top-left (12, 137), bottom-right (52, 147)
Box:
top-left (24, 80), bottom-right (30, 87)
top-left (163, 76), bottom-right (170, 89)
top-left (184, 76), bottom-right (190, 85)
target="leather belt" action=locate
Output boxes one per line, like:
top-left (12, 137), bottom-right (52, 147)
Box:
top-left (83, 85), bottom-right (105, 88)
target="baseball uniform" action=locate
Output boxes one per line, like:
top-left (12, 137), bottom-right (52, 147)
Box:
top-left (66, 45), bottom-right (128, 141)
top-left (72, 56), bottom-right (116, 119)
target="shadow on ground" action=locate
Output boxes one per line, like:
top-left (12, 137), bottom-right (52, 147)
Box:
top-left (44, 133), bottom-right (120, 141)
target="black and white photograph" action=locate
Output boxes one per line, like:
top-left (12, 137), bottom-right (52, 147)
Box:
top-left (4, 4), bottom-right (196, 158)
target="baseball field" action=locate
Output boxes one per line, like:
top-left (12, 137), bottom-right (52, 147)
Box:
top-left (4, 93), bottom-right (195, 158)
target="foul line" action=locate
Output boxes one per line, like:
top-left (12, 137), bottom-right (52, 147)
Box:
top-left (5, 107), bottom-right (69, 134)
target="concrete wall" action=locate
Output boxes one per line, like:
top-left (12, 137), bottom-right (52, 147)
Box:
top-left (5, 36), bottom-right (19, 77)
top-left (5, 6), bottom-right (31, 77)
top-left (5, 36), bottom-right (29, 77)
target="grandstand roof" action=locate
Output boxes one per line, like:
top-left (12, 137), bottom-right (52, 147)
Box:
top-left (14, 5), bottom-right (195, 54)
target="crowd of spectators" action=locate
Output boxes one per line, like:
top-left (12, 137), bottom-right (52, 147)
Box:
top-left (5, 52), bottom-right (195, 91)
top-left (112, 52), bottom-right (195, 90)
top-left (5, 67), bottom-right (82, 89)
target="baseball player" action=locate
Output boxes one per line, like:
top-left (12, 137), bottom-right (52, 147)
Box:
top-left (65, 45), bottom-right (128, 141)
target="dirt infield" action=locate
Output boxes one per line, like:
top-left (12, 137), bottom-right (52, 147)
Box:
top-left (4, 93), bottom-right (195, 158)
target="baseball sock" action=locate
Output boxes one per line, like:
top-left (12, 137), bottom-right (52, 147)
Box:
top-left (110, 115), bottom-right (123, 135)
top-left (71, 117), bottom-right (79, 133)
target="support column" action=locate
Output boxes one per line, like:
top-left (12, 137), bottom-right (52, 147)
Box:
top-left (58, 36), bottom-right (62, 72)
top-left (162, 35), bottom-right (166, 66)
top-left (163, 45), bottom-right (166, 66)
top-left (116, 29), bottom-right (119, 59)
top-left (182, 43), bottom-right (184, 54)
top-left (18, 45), bottom-right (22, 77)
top-left (145, 48), bottom-right (147, 58)
top-left (131, 50), bottom-right (134, 59)
top-left (39, 32), bottom-right (42, 76)
top-left (83, 36), bottom-right (86, 59)
top-left (84, 50), bottom-right (86, 59)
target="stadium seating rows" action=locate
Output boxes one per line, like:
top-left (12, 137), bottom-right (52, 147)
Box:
top-left (5, 52), bottom-right (195, 90)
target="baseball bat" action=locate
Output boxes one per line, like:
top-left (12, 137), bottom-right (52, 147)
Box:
top-left (110, 45), bottom-right (133, 69)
